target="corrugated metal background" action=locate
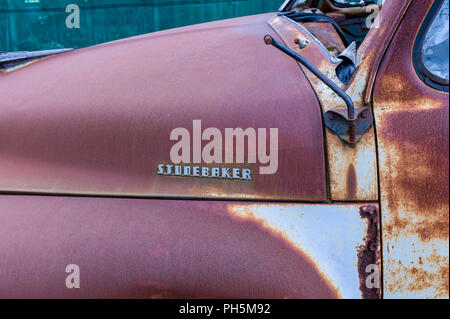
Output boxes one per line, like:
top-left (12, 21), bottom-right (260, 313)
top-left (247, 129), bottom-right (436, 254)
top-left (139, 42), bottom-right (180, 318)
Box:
top-left (0, 0), bottom-right (279, 52)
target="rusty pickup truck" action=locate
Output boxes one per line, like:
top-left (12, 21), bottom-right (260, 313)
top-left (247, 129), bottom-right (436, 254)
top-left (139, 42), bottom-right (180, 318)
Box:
top-left (0, 0), bottom-right (448, 299)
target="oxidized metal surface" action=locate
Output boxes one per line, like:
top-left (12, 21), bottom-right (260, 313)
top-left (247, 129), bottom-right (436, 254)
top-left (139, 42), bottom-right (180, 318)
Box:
top-left (323, 107), bottom-right (374, 144)
top-left (355, 0), bottom-right (413, 104)
top-left (268, 14), bottom-right (378, 201)
top-left (358, 204), bottom-right (381, 299)
top-left (264, 35), bottom-right (373, 145)
top-left (0, 13), bottom-right (327, 201)
top-left (0, 195), bottom-right (378, 298)
top-left (373, 0), bottom-right (449, 299)
top-left (300, 20), bottom-right (346, 53)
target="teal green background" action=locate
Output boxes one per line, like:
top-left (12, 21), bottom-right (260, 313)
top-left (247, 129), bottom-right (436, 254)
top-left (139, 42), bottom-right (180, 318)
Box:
top-left (0, 0), bottom-right (280, 52)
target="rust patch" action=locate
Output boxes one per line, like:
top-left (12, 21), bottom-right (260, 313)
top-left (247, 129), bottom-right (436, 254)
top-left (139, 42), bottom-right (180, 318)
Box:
top-left (358, 0), bottom-right (413, 104)
top-left (268, 15), bottom-right (379, 201)
top-left (384, 216), bottom-right (449, 243)
top-left (372, 0), bottom-right (449, 298)
top-left (378, 108), bottom-right (449, 242)
top-left (386, 250), bottom-right (449, 298)
top-left (303, 22), bottom-right (346, 53)
top-left (358, 204), bottom-right (381, 299)
top-left (346, 163), bottom-right (357, 200)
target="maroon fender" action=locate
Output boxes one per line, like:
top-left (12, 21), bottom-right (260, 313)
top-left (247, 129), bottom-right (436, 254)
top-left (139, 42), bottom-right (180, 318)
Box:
top-left (0, 195), bottom-right (339, 298)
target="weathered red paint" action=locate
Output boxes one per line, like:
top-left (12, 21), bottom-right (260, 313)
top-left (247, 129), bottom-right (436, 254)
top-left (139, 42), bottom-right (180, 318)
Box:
top-left (0, 14), bottom-right (326, 201)
top-left (302, 20), bottom-right (346, 53)
top-left (358, 0), bottom-right (412, 104)
top-left (0, 195), bottom-right (339, 298)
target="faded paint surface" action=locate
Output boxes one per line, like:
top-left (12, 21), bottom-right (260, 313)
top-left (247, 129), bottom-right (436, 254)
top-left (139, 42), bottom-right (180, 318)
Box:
top-left (373, 0), bottom-right (449, 299)
top-left (354, 0), bottom-right (412, 104)
top-left (228, 202), bottom-right (380, 298)
top-left (0, 13), bottom-right (326, 201)
top-left (268, 15), bottom-right (378, 201)
top-left (0, 195), bottom-right (377, 298)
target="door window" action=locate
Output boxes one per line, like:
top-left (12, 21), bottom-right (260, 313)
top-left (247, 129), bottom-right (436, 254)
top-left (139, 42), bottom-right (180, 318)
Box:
top-left (414, 0), bottom-right (449, 91)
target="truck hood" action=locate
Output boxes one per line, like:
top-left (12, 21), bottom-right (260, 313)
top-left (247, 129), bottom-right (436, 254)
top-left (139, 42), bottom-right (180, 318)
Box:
top-left (0, 13), bottom-right (327, 201)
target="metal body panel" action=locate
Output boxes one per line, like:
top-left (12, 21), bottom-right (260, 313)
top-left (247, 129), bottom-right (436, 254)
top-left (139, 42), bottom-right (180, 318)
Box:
top-left (373, 0), bottom-right (449, 299)
top-left (0, 195), bottom-right (377, 298)
top-left (356, 0), bottom-right (412, 105)
top-left (0, 13), bottom-right (326, 201)
top-left (268, 15), bottom-right (378, 201)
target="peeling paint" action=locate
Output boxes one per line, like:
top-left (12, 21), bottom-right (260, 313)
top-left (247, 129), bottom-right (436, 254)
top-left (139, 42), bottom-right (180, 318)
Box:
top-left (373, 0), bottom-right (449, 299)
top-left (227, 203), bottom-right (379, 298)
top-left (358, 204), bottom-right (381, 299)
top-left (268, 15), bottom-right (378, 201)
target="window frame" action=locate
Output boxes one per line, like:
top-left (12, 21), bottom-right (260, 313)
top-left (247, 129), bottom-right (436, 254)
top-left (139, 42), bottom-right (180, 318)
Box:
top-left (412, 0), bottom-right (449, 92)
